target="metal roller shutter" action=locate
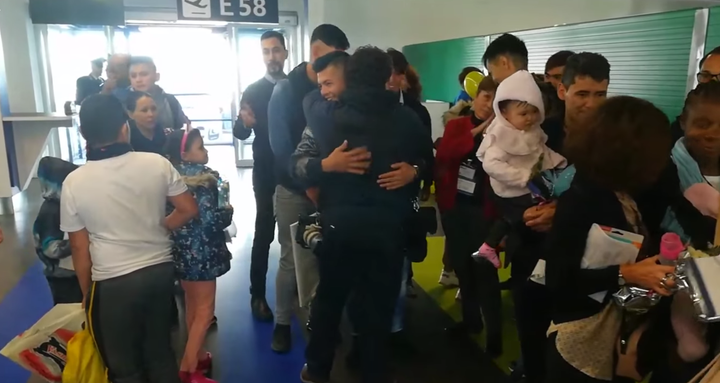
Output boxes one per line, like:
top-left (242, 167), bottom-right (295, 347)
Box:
top-left (705, 7), bottom-right (720, 53)
top-left (498, 10), bottom-right (696, 118)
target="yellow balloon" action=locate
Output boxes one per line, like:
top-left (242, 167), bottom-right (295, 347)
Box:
top-left (463, 71), bottom-right (485, 99)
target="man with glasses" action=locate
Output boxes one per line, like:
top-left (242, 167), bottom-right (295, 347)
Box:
top-left (671, 46), bottom-right (720, 141)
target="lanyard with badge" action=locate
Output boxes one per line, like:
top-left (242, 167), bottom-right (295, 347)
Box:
top-left (457, 159), bottom-right (479, 196)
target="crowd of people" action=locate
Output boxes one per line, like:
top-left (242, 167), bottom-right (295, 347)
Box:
top-left (16, 20), bottom-right (720, 383)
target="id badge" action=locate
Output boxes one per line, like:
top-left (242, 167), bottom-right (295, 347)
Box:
top-left (458, 164), bottom-right (476, 179)
top-left (457, 162), bottom-right (477, 196)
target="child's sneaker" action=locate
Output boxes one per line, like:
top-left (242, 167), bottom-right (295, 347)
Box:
top-left (438, 269), bottom-right (459, 287)
top-left (473, 243), bottom-right (501, 268)
top-left (196, 352), bottom-right (212, 373)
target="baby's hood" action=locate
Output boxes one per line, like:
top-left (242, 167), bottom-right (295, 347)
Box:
top-left (492, 70), bottom-right (545, 126)
top-left (480, 71), bottom-right (548, 157)
top-left (37, 157), bottom-right (79, 200)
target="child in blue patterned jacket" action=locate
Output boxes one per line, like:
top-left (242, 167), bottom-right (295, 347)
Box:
top-left (164, 128), bottom-right (233, 383)
top-left (34, 156), bottom-right (82, 305)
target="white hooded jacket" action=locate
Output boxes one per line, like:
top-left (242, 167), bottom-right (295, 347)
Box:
top-left (477, 70), bottom-right (566, 198)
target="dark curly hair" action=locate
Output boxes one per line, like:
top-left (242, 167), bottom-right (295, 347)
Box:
top-left (345, 45), bottom-right (392, 90)
top-left (565, 96), bottom-right (672, 193)
top-left (680, 81), bottom-right (720, 123)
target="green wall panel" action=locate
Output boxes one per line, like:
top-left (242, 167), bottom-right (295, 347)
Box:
top-left (706, 7), bottom-right (720, 53)
top-left (404, 10), bottom-right (696, 118)
top-left (403, 37), bottom-right (485, 103)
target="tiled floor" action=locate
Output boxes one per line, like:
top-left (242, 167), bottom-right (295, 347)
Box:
top-left (0, 146), bottom-right (508, 383)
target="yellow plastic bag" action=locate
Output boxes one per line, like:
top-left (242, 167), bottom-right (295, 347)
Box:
top-left (61, 326), bottom-right (109, 383)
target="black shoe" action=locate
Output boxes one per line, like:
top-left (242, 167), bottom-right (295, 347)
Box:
top-left (509, 359), bottom-right (526, 381)
top-left (300, 364), bottom-right (328, 383)
top-left (389, 331), bottom-right (414, 356)
top-left (251, 296), bottom-right (274, 322)
top-left (345, 336), bottom-right (360, 371)
top-left (485, 336), bottom-right (503, 359)
top-left (271, 324), bottom-right (292, 353)
top-left (444, 322), bottom-right (482, 339)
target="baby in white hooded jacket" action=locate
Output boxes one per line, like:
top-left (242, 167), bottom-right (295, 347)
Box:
top-left (475, 70), bottom-right (566, 267)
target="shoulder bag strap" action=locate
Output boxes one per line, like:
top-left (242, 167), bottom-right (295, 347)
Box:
top-left (689, 352), bottom-right (720, 383)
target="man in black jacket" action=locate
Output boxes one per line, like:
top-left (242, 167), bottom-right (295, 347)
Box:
top-left (267, 24), bottom-right (349, 353)
top-left (233, 30), bottom-right (288, 321)
top-left (299, 46), bottom-right (433, 383)
top-left (75, 58), bottom-right (105, 104)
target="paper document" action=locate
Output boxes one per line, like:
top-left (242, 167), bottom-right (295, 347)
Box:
top-left (527, 224), bottom-right (642, 303)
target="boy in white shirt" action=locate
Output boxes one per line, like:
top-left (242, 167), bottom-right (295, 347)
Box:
top-left (61, 94), bottom-right (198, 383)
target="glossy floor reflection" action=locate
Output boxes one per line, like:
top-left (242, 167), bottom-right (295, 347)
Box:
top-left (0, 148), bottom-right (507, 383)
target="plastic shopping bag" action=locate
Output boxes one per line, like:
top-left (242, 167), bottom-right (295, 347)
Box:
top-left (62, 327), bottom-right (109, 383)
top-left (0, 304), bottom-right (85, 382)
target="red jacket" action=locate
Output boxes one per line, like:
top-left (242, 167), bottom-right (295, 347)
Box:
top-left (435, 116), bottom-right (498, 220)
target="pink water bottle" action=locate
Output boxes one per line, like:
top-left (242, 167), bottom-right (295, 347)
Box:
top-left (659, 232), bottom-right (684, 265)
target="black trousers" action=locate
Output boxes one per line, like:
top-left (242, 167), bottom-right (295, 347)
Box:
top-left (442, 203), bottom-right (502, 349)
top-left (506, 229), bottom-right (552, 383)
top-left (306, 209), bottom-right (405, 383)
top-left (249, 174), bottom-right (276, 297)
top-left (88, 263), bottom-right (179, 383)
top-left (46, 276), bottom-right (83, 305)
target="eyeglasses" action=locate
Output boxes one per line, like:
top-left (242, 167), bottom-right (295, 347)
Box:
top-left (697, 72), bottom-right (720, 83)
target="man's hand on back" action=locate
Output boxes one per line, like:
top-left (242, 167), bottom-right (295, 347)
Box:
top-left (321, 140), bottom-right (372, 175)
top-left (378, 162), bottom-right (417, 190)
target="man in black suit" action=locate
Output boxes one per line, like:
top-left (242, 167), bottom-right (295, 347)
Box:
top-left (75, 58), bottom-right (105, 105)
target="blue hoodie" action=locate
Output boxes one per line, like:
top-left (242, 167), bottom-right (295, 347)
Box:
top-left (33, 157), bottom-right (79, 278)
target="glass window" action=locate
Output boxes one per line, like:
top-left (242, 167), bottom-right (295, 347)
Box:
top-left (47, 26), bottom-right (108, 111)
top-left (123, 27), bottom-right (235, 145)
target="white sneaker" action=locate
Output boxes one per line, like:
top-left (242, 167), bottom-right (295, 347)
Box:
top-left (439, 270), bottom-right (459, 287)
top-left (455, 289), bottom-right (462, 301)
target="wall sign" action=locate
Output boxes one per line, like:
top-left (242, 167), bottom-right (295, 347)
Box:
top-left (177, 0), bottom-right (279, 23)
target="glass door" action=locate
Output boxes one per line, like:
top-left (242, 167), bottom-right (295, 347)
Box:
top-left (232, 28), bottom-right (293, 168)
top-left (120, 26), bottom-right (236, 171)
top-left (46, 26), bottom-right (109, 164)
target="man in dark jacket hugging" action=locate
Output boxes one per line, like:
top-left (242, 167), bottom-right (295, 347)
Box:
top-left (298, 46), bottom-right (433, 383)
